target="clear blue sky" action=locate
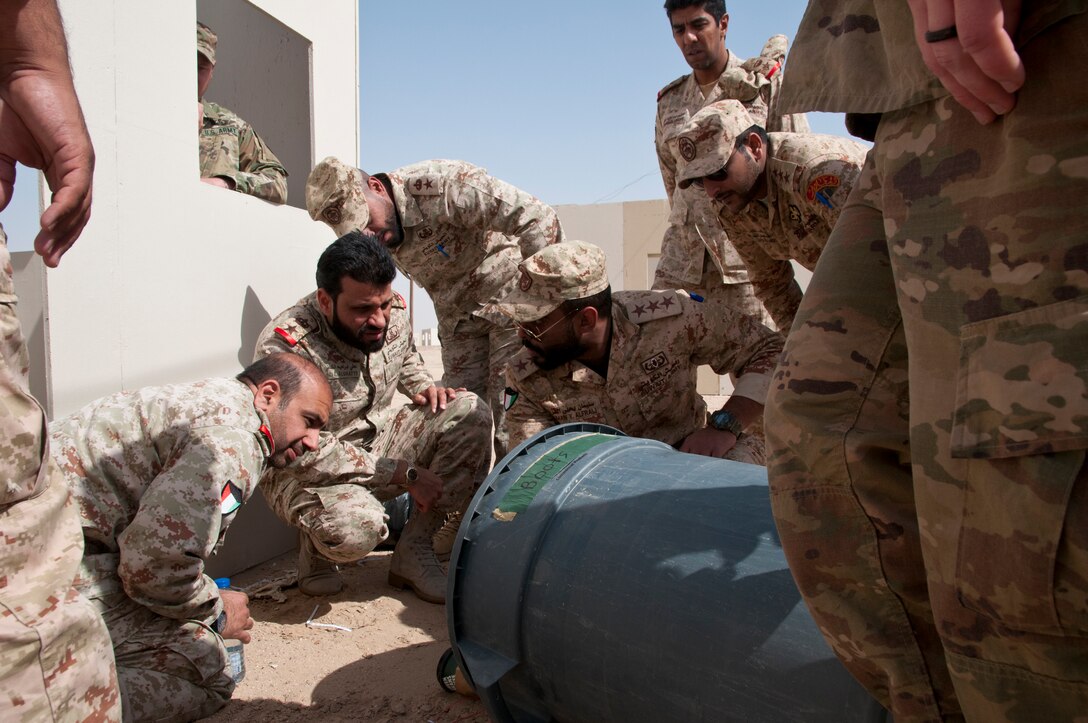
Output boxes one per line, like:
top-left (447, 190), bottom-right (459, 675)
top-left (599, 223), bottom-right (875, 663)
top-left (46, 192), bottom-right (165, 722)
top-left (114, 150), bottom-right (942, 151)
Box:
top-left (2, 1), bottom-right (845, 330)
top-left (357, 0), bottom-right (843, 206)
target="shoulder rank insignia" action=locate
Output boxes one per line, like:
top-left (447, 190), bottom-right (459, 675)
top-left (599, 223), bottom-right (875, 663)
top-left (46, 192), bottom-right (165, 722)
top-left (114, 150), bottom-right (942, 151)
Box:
top-left (509, 349), bottom-right (539, 382)
top-left (274, 327), bottom-right (298, 346)
top-left (623, 290), bottom-right (684, 324)
top-left (408, 175), bottom-right (442, 196)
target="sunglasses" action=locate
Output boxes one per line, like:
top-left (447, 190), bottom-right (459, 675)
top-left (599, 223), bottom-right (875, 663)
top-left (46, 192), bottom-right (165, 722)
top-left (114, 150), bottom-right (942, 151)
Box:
top-left (515, 308), bottom-right (580, 342)
top-left (691, 166), bottom-right (729, 188)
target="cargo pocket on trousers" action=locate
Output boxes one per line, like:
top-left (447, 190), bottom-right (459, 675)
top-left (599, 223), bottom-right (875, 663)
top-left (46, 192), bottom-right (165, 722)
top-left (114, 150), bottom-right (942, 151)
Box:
top-left (950, 297), bottom-right (1088, 635)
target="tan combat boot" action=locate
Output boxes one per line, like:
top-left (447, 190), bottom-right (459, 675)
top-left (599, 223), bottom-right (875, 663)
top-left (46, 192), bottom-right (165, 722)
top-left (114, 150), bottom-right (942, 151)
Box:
top-left (432, 510), bottom-right (463, 562)
top-left (388, 509), bottom-right (446, 604)
top-left (297, 532), bottom-right (343, 596)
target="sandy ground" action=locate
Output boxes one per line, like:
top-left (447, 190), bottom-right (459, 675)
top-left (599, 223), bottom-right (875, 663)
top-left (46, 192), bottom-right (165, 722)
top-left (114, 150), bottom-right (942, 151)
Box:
top-left (202, 549), bottom-right (488, 723)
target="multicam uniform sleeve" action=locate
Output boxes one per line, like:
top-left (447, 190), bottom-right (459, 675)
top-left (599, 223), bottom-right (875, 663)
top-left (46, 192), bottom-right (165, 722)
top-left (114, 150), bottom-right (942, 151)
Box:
top-left (226, 121), bottom-right (289, 204)
top-left (115, 428), bottom-right (259, 623)
top-left (693, 301), bottom-right (784, 405)
top-left (449, 170), bottom-right (564, 258)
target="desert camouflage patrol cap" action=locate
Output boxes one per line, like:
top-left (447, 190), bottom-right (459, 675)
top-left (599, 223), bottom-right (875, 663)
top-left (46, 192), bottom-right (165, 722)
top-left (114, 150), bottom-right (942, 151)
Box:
top-left (495, 241), bottom-right (609, 323)
top-left (197, 22), bottom-right (217, 64)
top-left (676, 100), bottom-right (757, 189)
top-left (306, 156), bottom-right (371, 236)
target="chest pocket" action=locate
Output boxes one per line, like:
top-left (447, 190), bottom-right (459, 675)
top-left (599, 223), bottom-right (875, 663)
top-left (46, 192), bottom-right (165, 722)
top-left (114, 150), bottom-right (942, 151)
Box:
top-left (542, 395), bottom-right (607, 425)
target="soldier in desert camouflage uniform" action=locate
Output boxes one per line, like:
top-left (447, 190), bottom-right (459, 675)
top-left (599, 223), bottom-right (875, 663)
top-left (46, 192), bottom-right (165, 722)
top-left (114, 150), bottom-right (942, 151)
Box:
top-left (305, 156), bottom-right (564, 461)
top-left (654, 0), bottom-right (809, 328)
top-left (673, 99), bottom-right (867, 331)
top-left (197, 22), bottom-right (288, 204)
top-left (52, 354), bottom-right (332, 722)
top-left (0, 0), bottom-right (122, 719)
top-left (255, 232), bottom-right (493, 604)
top-left (765, 2), bottom-right (1088, 720)
top-left (499, 241), bottom-right (782, 465)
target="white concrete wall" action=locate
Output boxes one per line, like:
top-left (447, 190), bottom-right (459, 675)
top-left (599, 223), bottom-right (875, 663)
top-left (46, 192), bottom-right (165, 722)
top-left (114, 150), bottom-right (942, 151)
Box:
top-left (34, 0), bottom-right (358, 418)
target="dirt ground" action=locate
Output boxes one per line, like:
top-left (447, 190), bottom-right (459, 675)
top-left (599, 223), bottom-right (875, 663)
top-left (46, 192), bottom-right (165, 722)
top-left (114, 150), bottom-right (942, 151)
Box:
top-left (202, 549), bottom-right (488, 723)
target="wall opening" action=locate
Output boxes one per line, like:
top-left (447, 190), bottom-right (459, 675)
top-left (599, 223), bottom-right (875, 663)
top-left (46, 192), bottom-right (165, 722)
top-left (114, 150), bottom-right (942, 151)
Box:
top-left (197, 0), bottom-right (313, 210)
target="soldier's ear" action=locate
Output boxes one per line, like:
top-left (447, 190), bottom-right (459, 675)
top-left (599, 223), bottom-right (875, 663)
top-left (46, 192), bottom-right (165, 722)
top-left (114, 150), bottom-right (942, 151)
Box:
top-left (746, 132), bottom-right (766, 163)
top-left (253, 379), bottom-right (282, 413)
top-left (366, 176), bottom-right (386, 196)
top-left (316, 288), bottom-right (334, 318)
top-left (576, 307), bottom-right (599, 332)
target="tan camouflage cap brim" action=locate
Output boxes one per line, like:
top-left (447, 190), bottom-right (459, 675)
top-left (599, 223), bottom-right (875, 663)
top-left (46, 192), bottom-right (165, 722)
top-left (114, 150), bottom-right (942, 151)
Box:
top-left (676, 100), bottom-right (757, 189)
top-left (197, 22), bottom-right (217, 64)
top-left (495, 241), bottom-right (609, 323)
top-left (306, 156), bottom-right (371, 236)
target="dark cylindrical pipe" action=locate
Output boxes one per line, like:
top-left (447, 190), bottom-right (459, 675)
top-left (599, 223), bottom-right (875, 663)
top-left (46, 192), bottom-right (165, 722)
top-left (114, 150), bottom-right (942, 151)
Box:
top-left (447, 424), bottom-right (887, 723)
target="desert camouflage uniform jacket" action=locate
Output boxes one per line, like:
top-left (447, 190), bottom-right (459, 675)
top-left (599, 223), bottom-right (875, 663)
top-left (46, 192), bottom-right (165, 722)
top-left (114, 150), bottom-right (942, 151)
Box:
top-left (254, 292), bottom-right (433, 492)
top-left (50, 378), bottom-right (272, 627)
top-left (654, 36), bottom-right (810, 290)
top-left (720, 132), bottom-right (868, 330)
top-left (379, 159), bottom-right (564, 322)
top-left (505, 289), bottom-right (783, 447)
top-left (200, 100), bottom-right (288, 204)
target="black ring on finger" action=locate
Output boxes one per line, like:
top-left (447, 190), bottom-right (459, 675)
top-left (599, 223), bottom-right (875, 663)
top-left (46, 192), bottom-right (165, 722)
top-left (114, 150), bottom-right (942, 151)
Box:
top-left (924, 25), bottom-right (958, 43)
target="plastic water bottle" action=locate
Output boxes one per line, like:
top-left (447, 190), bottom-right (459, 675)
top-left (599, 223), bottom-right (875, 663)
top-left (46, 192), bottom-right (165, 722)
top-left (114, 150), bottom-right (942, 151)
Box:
top-left (214, 577), bottom-right (246, 684)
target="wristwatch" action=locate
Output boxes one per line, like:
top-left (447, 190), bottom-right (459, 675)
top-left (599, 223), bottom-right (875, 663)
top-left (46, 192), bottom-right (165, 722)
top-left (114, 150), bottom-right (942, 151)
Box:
top-left (405, 465), bottom-right (419, 485)
top-left (709, 409), bottom-right (743, 436)
top-left (212, 610), bottom-right (228, 634)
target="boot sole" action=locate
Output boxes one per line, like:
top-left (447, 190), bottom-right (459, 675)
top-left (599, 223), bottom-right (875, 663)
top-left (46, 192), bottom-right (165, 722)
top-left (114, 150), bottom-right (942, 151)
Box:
top-left (388, 571), bottom-right (445, 605)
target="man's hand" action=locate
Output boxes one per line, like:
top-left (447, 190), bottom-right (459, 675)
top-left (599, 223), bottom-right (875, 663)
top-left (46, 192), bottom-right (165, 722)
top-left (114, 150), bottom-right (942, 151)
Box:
top-left (218, 589), bottom-right (254, 644)
top-left (0, 0), bottom-right (95, 267)
top-left (396, 459), bottom-right (444, 513)
top-left (201, 177), bottom-right (232, 189)
top-left (906, 0), bottom-right (1024, 124)
top-left (412, 385), bottom-right (463, 414)
top-left (679, 427), bottom-right (738, 458)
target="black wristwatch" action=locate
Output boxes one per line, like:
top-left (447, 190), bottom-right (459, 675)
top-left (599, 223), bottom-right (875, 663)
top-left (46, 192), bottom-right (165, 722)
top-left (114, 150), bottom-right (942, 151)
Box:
top-left (709, 409), bottom-right (743, 436)
top-left (405, 465), bottom-right (419, 485)
top-left (212, 610), bottom-right (228, 634)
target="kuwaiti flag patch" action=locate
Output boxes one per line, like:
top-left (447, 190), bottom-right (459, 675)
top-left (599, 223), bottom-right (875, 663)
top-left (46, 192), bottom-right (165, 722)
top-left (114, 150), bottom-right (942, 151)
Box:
top-left (221, 481), bottom-right (243, 515)
top-left (502, 387), bottom-right (518, 411)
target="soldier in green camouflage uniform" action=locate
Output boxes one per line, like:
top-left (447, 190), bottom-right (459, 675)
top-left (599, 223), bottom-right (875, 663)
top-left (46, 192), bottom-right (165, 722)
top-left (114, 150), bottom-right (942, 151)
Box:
top-left (255, 232), bottom-right (493, 604)
top-left (52, 354), bottom-right (332, 722)
top-left (673, 99), bottom-right (867, 331)
top-left (305, 156), bottom-right (564, 460)
top-left (499, 241), bottom-right (782, 465)
top-left (765, 2), bottom-right (1088, 720)
top-left (197, 22), bottom-right (288, 204)
top-left (0, 1), bottom-right (122, 719)
top-left (654, 0), bottom-right (809, 329)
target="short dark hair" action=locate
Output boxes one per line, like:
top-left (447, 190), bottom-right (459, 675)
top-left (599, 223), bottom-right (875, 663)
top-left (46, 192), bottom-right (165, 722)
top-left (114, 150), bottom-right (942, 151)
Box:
top-left (734, 124), bottom-right (770, 153)
top-left (664, 0), bottom-right (726, 23)
top-left (560, 286), bottom-right (612, 318)
top-left (316, 230), bottom-right (397, 298)
top-left (239, 353), bottom-right (307, 405)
